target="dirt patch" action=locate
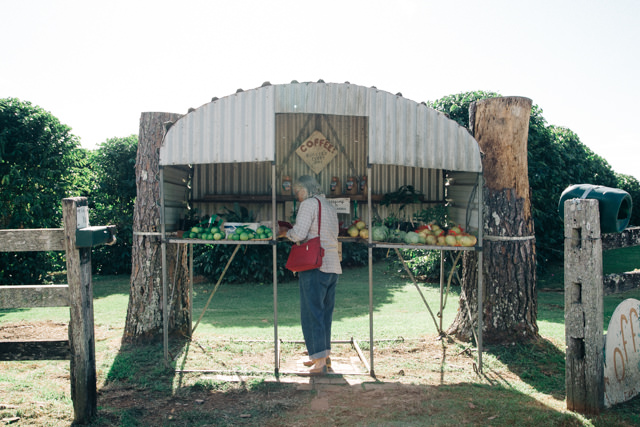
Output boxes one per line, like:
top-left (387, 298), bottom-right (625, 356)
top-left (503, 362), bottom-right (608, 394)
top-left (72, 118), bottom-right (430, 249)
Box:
top-left (0, 320), bottom-right (68, 341)
top-left (96, 336), bottom-right (492, 426)
top-left (0, 320), bottom-right (110, 341)
top-left (0, 322), bottom-right (571, 426)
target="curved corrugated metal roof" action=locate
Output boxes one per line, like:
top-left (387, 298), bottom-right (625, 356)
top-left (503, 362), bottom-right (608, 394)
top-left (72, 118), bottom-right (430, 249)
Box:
top-left (160, 81), bottom-right (482, 172)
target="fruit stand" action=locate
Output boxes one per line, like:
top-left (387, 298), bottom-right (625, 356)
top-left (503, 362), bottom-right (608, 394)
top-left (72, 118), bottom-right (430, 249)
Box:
top-left (157, 81), bottom-right (484, 375)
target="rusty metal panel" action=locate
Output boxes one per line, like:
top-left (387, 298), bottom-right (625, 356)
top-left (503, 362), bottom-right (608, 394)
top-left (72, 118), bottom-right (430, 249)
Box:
top-left (192, 162), bottom-right (272, 198)
top-left (275, 113), bottom-right (369, 196)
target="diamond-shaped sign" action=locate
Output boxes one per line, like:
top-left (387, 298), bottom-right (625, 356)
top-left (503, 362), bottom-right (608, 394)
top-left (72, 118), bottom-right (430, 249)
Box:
top-left (296, 130), bottom-right (338, 174)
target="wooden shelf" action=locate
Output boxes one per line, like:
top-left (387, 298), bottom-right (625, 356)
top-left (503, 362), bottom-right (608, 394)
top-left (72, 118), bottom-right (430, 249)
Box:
top-left (328, 194), bottom-right (383, 202)
top-left (195, 194), bottom-right (278, 203)
top-left (192, 194), bottom-right (440, 204)
top-left (167, 238), bottom-right (273, 245)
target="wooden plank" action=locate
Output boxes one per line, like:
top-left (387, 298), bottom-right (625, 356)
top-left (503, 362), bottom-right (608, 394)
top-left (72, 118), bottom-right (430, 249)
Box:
top-left (564, 199), bottom-right (604, 414)
top-left (602, 227), bottom-right (640, 251)
top-left (0, 340), bottom-right (70, 360)
top-left (196, 193), bottom-right (435, 203)
top-left (0, 285), bottom-right (69, 308)
top-left (603, 271), bottom-right (640, 295)
top-left (0, 229), bottom-right (65, 252)
top-left (63, 197), bottom-right (97, 424)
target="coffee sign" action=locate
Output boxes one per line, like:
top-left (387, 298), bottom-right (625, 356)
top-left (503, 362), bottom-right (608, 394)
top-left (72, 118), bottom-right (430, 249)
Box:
top-left (604, 298), bottom-right (640, 407)
top-left (296, 130), bottom-right (338, 174)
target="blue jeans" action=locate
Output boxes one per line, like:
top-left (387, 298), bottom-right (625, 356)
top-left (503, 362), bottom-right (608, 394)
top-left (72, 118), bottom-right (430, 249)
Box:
top-left (298, 269), bottom-right (338, 360)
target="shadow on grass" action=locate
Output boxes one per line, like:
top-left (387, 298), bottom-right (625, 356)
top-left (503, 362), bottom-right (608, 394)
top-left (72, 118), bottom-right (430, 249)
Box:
top-left (481, 338), bottom-right (566, 400)
top-left (95, 338), bottom-right (629, 427)
top-left (189, 261), bottom-right (413, 334)
top-left (98, 322), bottom-right (640, 427)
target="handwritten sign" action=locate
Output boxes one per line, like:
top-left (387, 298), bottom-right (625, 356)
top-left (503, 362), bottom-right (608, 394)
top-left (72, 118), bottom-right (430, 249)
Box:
top-left (326, 198), bottom-right (350, 214)
top-left (296, 130), bottom-right (338, 174)
top-left (604, 298), bottom-right (640, 407)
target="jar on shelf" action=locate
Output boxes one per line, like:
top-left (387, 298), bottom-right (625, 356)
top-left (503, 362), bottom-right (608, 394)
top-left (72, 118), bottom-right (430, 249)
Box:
top-left (330, 176), bottom-right (342, 196)
top-left (345, 176), bottom-right (358, 195)
top-left (282, 175), bottom-right (292, 196)
top-left (359, 176), bottom-right (367, 194)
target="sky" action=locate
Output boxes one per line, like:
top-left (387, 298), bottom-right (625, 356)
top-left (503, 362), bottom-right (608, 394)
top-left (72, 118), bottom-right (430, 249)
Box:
top-left (2, 0), bottom-right (639, 180)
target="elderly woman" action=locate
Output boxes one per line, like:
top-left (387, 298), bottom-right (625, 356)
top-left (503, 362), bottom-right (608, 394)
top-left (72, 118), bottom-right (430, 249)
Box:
top-left (280, 175), bottom-right (342, 374)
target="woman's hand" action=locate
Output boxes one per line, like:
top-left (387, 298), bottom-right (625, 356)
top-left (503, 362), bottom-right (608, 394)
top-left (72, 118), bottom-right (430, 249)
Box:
top-left (277, 227), bottom-right (289, 239)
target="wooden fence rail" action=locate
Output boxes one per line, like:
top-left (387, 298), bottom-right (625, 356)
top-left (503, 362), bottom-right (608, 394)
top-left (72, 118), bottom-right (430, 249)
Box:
top-left (0, 226), bottom-right (71, 360)
top-left (0, 197), bottom-right (113, 424)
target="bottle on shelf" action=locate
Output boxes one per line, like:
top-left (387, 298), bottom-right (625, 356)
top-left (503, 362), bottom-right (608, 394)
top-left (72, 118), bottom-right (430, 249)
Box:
top-left (345, 176), bottom-right (358, 195)
top-left (282, 175), bottom-right (292, 196)
top-left (359, 175), bottom-right (367, 194)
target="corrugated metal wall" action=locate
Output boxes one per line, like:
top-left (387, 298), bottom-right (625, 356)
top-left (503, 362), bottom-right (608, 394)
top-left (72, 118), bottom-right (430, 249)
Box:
top-left (162, 165), bottom-right (191, 230)
top-left (446, 171), bottom-right (481, 233)
top-left (193, 162), bottom-right (272, 196)
top-left (274, 83), bottom-right (370, 116)
top-left (187, 113), bottom-right (448, 225)
top-left (272, 83), bottom-right (481, 172)
top-left (160, 82), bottom-right (483, 229)
top-left (160, 82), bottom-right (482, 173)
top-left (160, 86), bottom-right (276, 166)
top-left (275, 113), bottom-right (367, 194)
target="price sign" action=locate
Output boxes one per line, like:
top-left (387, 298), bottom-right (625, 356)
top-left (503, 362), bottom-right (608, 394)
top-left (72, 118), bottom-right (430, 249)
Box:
top-left (326, 198), bottom-right (350, 214)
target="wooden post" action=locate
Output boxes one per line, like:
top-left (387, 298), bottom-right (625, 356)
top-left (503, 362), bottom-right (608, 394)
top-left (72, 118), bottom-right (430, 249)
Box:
top-left (62, 197), bottom-right (97, 424)
top-left (564, 198), bottom-right (604, 414)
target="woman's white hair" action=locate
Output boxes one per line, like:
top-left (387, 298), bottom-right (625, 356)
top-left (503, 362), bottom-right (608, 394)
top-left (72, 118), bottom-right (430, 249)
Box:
top-left (293, 175), bottom-right (323, 199)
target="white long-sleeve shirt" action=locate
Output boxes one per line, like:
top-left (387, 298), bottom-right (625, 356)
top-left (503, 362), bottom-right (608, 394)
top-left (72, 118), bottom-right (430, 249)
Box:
top-left (286, 195), bottom-right (342, 275)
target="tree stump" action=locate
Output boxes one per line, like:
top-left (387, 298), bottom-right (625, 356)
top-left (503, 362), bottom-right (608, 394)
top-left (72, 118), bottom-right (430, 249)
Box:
top-left (123, 112), bottom-right (190, 343)
top-left (448, 97), bottom-right (539, 344)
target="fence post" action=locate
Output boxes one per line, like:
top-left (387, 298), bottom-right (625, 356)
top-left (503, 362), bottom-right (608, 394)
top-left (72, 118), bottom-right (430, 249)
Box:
top-left (62, 197), bottom-right (97, 424)
top-left (564, 198), bottom-right (604, 414)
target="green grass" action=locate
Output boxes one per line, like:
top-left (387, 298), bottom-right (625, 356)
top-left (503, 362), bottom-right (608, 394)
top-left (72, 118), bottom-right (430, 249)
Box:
top-left (0, 274), bottom-right (130, 327)
top-left (603, 246), bottom-right (640, 275)
top-left (2, 255), bottom-right (640, 426)
top-left (189, 261), bottom-right (455, 341)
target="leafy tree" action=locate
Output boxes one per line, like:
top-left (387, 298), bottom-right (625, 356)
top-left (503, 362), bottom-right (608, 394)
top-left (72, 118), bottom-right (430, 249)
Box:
top-left (428, 91), bottom-right (631, 270)
top-left (88, 135), bottom-right (138, 275)
top-left (615, 172), bottom-right (640, 227)
top-left (529, 124), bottom-right (619, 263)
top-left (0, 98), bottom-right (89, 284)
top-left (426, 91), bottom-right (501, 127)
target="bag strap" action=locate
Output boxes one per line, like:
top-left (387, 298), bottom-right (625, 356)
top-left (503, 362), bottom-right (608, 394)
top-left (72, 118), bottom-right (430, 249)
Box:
top-left (315, 197), bottom-right (321, 235)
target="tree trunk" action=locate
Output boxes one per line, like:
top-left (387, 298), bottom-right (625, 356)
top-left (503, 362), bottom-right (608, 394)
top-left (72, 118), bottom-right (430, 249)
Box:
top-left (123, 112), bottom-right (190, 344)
top-left (447, 97), bottom-right (539, 344)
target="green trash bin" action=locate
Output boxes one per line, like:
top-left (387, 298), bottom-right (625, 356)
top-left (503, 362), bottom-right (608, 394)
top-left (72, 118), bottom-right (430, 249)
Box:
top-left (558, 184), bottom-right (633, 233)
